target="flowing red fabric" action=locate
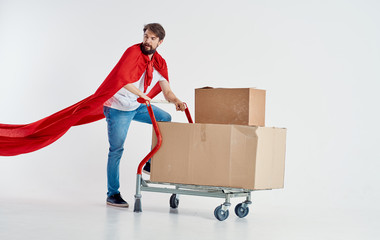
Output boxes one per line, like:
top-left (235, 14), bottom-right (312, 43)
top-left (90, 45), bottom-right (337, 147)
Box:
top-left (0, 43), bottom-right (169, 156)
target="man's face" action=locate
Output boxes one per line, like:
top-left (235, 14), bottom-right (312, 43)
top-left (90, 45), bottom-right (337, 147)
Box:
top-left (142, 29), bottom-right (163, 55)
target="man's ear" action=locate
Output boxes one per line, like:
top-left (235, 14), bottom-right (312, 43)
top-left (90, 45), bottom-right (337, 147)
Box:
top-left (158, 39), bottom-right (164, 47)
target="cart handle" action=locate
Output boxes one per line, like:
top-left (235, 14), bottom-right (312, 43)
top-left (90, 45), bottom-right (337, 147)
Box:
top-left (137, 98), bottom-right (193, 123)
top-left (136, 98), bottom-right (193, 175)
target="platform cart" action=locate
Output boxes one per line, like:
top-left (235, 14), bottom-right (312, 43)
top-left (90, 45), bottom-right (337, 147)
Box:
top-left (133, 99), bottom-right (253, 221)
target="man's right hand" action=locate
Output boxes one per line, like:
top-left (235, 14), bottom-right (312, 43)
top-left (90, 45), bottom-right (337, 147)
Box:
top-left (139, 94), bottom-right (152, 103)
top-left (123, 83), bottom-right (152, 103)
top-left (137, 95), bottom-right (152, 104)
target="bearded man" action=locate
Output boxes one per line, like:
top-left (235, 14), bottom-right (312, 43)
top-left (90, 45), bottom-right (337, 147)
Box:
top-left (103, 23), bottom-right (185, 207)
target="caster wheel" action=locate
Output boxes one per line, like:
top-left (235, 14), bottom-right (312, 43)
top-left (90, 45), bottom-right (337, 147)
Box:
top-left (214, 205), bottom-right (229, 221)
top-left (169, 194), bottom-right (179, 209)
top-left (234, 203), bottom-right (249, 218)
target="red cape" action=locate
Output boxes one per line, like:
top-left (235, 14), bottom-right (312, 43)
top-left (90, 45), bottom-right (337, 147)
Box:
top-left (0, 43), bottom-right (169, 156)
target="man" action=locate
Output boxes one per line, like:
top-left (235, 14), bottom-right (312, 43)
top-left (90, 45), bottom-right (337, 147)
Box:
top-left (103, 23), bottom-right (185, 208)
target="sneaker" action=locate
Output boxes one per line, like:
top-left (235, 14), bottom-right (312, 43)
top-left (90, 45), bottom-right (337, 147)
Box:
top-left (106, 193), bottom-right (129, 208)
top-left (143, 162), bottom-right (151, 175)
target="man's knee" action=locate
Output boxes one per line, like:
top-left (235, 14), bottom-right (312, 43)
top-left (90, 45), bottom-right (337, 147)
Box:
top-left (108, 146), bottom-right (124, 157)
top-left (160, 112), bottom-right (172, 122)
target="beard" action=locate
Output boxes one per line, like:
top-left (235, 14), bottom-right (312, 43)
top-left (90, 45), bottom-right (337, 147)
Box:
top-left (140, 43), bottom-right (157, 55)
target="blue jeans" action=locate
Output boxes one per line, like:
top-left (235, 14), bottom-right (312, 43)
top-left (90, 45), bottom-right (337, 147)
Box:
top-left (103, 104), bottom-right (171, 197)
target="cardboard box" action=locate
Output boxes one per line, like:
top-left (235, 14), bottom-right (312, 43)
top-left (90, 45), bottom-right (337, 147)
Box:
top-left (195, 87), bottom-right (266, 126)
top-left (151, 122), bottom-right (286, 190)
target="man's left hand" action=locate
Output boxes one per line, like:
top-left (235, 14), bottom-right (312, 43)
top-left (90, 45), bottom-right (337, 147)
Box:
top-left (174, 101), bottom-right (186, 111)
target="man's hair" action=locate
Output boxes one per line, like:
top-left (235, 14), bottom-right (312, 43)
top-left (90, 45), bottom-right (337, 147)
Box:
top-left (143, 23), bottom-right (165, 40)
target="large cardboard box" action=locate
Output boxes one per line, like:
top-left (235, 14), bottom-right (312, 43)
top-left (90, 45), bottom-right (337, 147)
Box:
top-left (151, 122), bottom-right (286, 190)
top-left (195, 87), bottom-right (266, 126)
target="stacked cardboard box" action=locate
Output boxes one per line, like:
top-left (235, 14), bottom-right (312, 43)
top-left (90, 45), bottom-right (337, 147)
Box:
top-left (151, 87), bottom-right (287, 190)
top-left (195, 87), bottom-right (266, 126)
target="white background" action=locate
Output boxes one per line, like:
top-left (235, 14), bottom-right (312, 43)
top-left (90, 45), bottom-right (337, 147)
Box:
top-left (0, 0), bottom-right (379, 239)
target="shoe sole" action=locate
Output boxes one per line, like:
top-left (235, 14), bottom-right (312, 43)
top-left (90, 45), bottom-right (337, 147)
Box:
top-left (106, 202), bottom-right (129, 208)
top-left (142, 170), bottom-right (151, 175)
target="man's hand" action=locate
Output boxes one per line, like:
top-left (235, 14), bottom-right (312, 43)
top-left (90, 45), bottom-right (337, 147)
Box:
top-left (174, 100), bottom-right (186, 111)
top-left (159, 80), bottom-right (186, 111)
top-left (140, 94), bottom-right (152, 103)
top-left (123, 83), bottom-right (151, 103)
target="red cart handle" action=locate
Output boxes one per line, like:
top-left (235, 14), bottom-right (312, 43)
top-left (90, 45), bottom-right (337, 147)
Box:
top-left (136, 98), bottom-right (193, 175)
top-left (137, 97), bottom-right (193, 123)
top-left (183, 103), bottom-right (193, 123)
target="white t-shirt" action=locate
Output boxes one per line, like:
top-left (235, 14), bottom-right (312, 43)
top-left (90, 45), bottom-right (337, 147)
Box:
top-left (104, 68), bottom-right (167, 111)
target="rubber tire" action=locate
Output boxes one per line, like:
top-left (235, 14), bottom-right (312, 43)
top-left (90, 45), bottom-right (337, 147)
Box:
top-left (234, 203), bottom-right (249, 218)
top-left (214, 205), bottom-right (229, 221)
top-left (169, 194), bottom-right (179, 209)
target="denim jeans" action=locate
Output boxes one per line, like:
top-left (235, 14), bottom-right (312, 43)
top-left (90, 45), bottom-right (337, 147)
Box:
top-left (103, 104), bottom-right (171, 197)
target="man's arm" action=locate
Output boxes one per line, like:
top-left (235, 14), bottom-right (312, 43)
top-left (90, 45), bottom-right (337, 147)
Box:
top-left (123, 84), bottom-right (152, 102)
top-left (159, 80), bottom-right (186, 111)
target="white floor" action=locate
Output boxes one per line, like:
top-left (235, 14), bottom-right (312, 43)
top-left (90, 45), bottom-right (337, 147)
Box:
top-left (1, 191), bottom-right (378, 240)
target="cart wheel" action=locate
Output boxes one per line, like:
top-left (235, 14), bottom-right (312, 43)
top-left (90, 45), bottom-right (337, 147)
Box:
top-left (214, 205), bottom-right (229, 221)
top-left (234, 203), bottom-right (249, 218)
top-left (169, 194), bottom-right (179, 209)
